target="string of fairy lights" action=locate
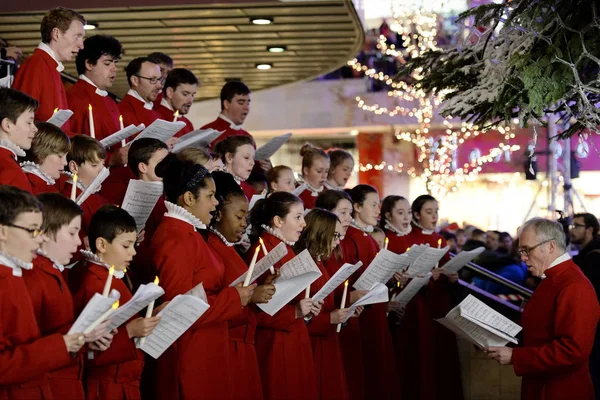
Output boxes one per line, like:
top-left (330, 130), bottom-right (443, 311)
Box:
top-left (349, 6), bottom-right (521, 196)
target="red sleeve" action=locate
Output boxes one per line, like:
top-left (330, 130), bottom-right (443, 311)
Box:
top-left (228, 306), bottom-right (251, 329)
top-left (513, 281), bottom-right (600, 376)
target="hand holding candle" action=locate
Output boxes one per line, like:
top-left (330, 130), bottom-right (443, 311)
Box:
top-left (336, 280), bottom-right (349, 333)
top-left (243, 246), bottom-right (261, 287)
top-left (88, 104), bottom-right (95, 139)
top-left (83, 300), bottom-right (119, 334)
top-left (70, 174), bottom-right (78, 201)
top-left (259, 237), bottom-right (276, 274)
top-left (102, 265), bottom-right (115, 297)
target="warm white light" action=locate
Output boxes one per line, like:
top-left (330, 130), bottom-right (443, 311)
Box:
top-left (256, 63), bottom-right (272, 70)
top-left (267, 46), bottom-right (286, 53)
top-left (84, 23), bottom-right (98, 30)
top-left (251, 18), bottom-right (272, 25)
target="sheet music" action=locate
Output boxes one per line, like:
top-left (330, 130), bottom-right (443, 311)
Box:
top-left (172, 129), bottom-right (223, 152)
top-left (405, 246), bottom-right (449, 277)
top-left (312, 261), bottom-right (363, 303)
top-left (121, 180), bottom-right (163, 232)
top-left (254, 133), bottom-right (292, 160)
top-left (257, 249), bottom-right (322, 316)
top-left (342, 283), bottom-right (389, 323)
top-left (137, 294), bottom-right (209, 359)
top-left (353, 250), bottom-right (410, 291)
top-left (403, 244), bottom-right (430, 266)
top-left (68, 289), bottom-right (121, 334)
top-left (186, 282), bottom-right (208, 303)
top-left (100, 124), bottom-right (145, 148)
top-left (76, 167), bottom-right (110, 205)
top-left (391, 274), bottom-right (431, 307)
top-left (248, 193), bottom-right (266, 211)
top-left (229, 242), bottom-right (288, 287)
top-left (47, 109), bottom-right (73, 128)
top-left (441, 247), bottom-right (485, 274)
top-left (106, 283), bottom-right (164, 330)
top-left (133, 119), bottom-right (186, 143)
top-left (459, 294), bottom-right (522, 337)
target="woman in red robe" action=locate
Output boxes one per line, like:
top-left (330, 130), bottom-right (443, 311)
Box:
top-left (247, 192), bottom-right (319, 400)
top-left (213, 135), bottom-right (257, 200)
top-left (295, 208), bottom-right (352, 400)
top-left (151, 155), bottom-right (254, 400)
top-left (292, 144), bottom-right (330, 210)
top-left (207, 171), bottom-right (278, 400)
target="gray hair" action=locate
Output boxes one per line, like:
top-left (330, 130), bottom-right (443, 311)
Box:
top-left (521, 218), bottom-right (567, 252)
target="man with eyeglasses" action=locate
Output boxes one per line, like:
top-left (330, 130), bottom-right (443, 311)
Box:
top-left (118, 57), bottom-right (162, 129)
top-left (486, 218), bottom-right (599, 400)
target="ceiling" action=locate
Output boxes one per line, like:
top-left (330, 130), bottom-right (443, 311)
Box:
top-left (0, 0), bottom-right (364, 100)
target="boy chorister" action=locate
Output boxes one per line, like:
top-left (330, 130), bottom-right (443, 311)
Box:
top-left (0, 185), bottom-right (85, 399)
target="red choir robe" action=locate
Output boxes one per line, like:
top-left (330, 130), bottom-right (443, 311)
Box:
top-left (0, 260), bottom-right (73, 400)
top-left (343, 225), bottom-right (400, 400)
top-left (293, 184), bottom-right (324, 211)
top-left (151, 216), bottom-right (242, 400)
top-left (246, 232), bottom-right (318, 400)
top-left (307, 261), bottom-right (349, 400)
top-left (207, 232), bottom-right (263, 400)
top-left (70, 261), bottom-right (143, 400)
top-left (118, 93), bottom-right (161, 130)
top-left (240, 180), bottom-right (256, 201)
top-left (0, 147), bottom-right (32, 193)
top-left (323, 242), bottom-right (366, 400)
top-left (25, 172), bottom-right (58, 195)
top-left (154, 100), bottom-right (194, 138)
top-left (393, 225), bottom-right (463, 400)
top-left (512, 258), bottom-right (600, 400)
top-left (13, 48), bottom-right (71, 132)
top-left (61, 180), bottom-right (109, 237)
top-left (23, 255), bottom-right (85, 399)
top-left (201, 115), bottom-right (254, 149)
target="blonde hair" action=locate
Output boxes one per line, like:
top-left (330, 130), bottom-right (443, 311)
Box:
top-left (177, 147), bottom-right (212, 166)
top-left (27, 122), bottom-right (70, 164)
top-left (300, 143), bottom-right (328, 175)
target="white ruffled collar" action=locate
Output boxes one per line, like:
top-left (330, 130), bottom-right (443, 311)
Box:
top-left (412, 221), bottom-right (434, 235)
top-left (79, 74), bottom-right (108, 97)
top-left (20, 161), bottom-right (55, 185)
top-left (0, 139), bottom-right (26, 158)
top-left (0, 251), bottom-right (33, 277)
top-left (261, 224), bottom-right (295, 247)
top-left (80, 250), bottom-right (125, 279)
top-left (164, 201), bottom-right (207, 230)
top-left (209, 227), bottom-right (238, 247)
top-left (62, 171), bottom-right (87, 191)
top-left (384, 221), bottom-right (412, 237)
top-left (36, 248), bottom-right (64, 272)
top-left (219, 113), bottom-right (243, 130)
top-left (293, 182), bottom-right (323, 198)
top-left (127, 89), bottom-right (153, 110)
top-left (227, 169), bottom-right (246, 185)
top-left (351, 219), bottom-right (374, 235)
top-left (324, 180), bottom-right (344, 191)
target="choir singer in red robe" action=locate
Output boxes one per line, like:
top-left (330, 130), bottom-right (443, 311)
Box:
top-left (155, 68), bottom-right (198, 137)
top-left (487, 217), bottom-right (600, 400)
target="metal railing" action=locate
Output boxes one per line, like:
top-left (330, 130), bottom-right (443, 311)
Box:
top-left (462, 258), bottom-right (533, 299)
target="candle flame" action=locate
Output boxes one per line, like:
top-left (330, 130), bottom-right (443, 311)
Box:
top-left (397, 281), bottom-right (401, 287)
top-left (259, 237), bottom-right (264, 245)
top-left (255, 245), bottom-right (261, 254)
top-left (154, 276), bottom-right (159, 285)
top-left (385, 237), bottom-right (389, 244)
top-left (53, 108), bottom-right (58, 114)
top-left (72, 174), bottom-right (78, 183)
top-left (406, 247), bottom-right (410, 252)
top-left (88, 104), bottom-right (92, 111)
top-left (119, 114), bottom-right (123, 122)
top-left (111, 300), bottom-right (119, 309)
top-left (123, 267), bottom-right (127, 273)
top-left (108, 265), bottom-right (115, 275)
top-left (174, 110), bottom-right (179, 118)
top-left (437, 238), bottom-right (442, 246)
top-left (344, 280), bottom-right (349, 287)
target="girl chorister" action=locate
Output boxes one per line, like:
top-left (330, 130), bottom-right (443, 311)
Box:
top-left (214, 135), bottom-right (257, 200)
top-left (324, 149), bottom-right (354, 191)
top-left (248, 192), bottom-right (319, 400)
top-left (293, 144), bottom-right (330, 210)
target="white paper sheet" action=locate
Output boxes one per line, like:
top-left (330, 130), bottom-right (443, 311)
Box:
top-left (68, 289), bottom-right (121, 334)
top-left (342, 283), bottom-right (389, 323)
top-left (76, 167), bottom-right (110, 205)
top-left (248, 193), bottom-right (266, 211)
top-left (133, 119), bottom-right (186, 143)
top-left (107, 283), bottom-right (164, 330)
top-left (99, 124), bottom-right (145, 148)
top-left (257, 249), bottom-right (322, 316)
top-left (403, 244), bottom-right (430, 266)
top-left (46, 109), bottom-right (73, 128)
top-left (405, 246), bottom-right (449, 277)
top-left (391, 274), bottom-right (431, 307)
top-left (435, 294), bottom-right (521, 349)
top-left (254, 133), bottom-right (292, 160)
top-left (121, 180), bottom-right (163, 232)
top-left (137, 293), bottom-right (209, 359)
top-left (229, 242), bottom-right (288, 287)
top-left (186, 282), bottom-right (208, 303)
top-left (312, 261), bottom-right (363, 303)
top-left (353, 249), bottom-right (410, 291)
top-left (171, 128), bottom-right (223, 152)
top-left (441, 247), bottom-right (485, 274)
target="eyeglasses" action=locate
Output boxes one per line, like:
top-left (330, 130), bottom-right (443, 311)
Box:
top-left (5, 223), bottom-right (44, 238)
top-left (135, 75), bottom-right (164, 85)
top-left (517, 239), bottom-right (552, 257)
top-left (569, 223), bottom-right (586, 230)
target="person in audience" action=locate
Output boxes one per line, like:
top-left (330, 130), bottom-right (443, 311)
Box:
top-left (325, 148), bottom-right (354, 190)
top-left (266, 165), bottom-right (295, 193)
top-left (487, 218), bottom-right (600, 400)
top-left (13, 7), bottom-right (85, 130)
top-left (295, 208), bottom-right (352, 400)
top-left (22, 122), bottom-right (70, 194)
top-left (0, 88), bottom-right (38, 192)
top-left (442, 231), bottom-right (458, 254)
top-left (214, 135), bottom-right (256, 200)
top-left (370, 226), bottom-right (386, 250)
top-left (499, 231), bottom-right (514, 254)
top-left (0, 38), bottom-right (22, 87)
top-left (486, 230), bottom-right (501, 252)
top-left (248, 192), bottom-right (319, 400)
top-left (71, 205), bottom-right (160, 400)
top-left (293, 144), bottom-right (330, 210)
top-left (155, 68), bottom-right (198, 137)
top-left (0, 185), bottom-right (86, 399)
top-left (456, 228), bottom-right (467, 252)
top-left (151, 154), bottom-right (254, 400)
top-left (118, 57), bottom-right (162, 128)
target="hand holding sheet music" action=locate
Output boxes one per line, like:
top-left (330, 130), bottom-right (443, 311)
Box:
top-left (100, 124), bottom-right (145, 148)
top-left (254, 133), bottom-right (292, 160)
top-left (68, 289), bottom-right (121, 334)
top-left (405, 246), bottom-right (449, 277)
top-left (47, 109), bottom-right (73, 128)
top-left (133, 119), bottom-right (186, 143)
top-left (229, 242), bottom-right (288, 287)
top-left (353, 250), bottom-right (409, 291)
top-left (311, 262), bottom-right (363, 303)
top-left (342, 283), bottom-right (389, 323)
top-left (121, 180), bottom-right (163, 233)
top-left (440, 247), bottom-right (485, 274)
top-left (107, 282), bottom-right (164, 330)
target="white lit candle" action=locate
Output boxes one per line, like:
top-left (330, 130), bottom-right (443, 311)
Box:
top-left (88, 104), bottom-right (95, 139)
top-left (83, 300), bottom-right (119, 334)
top-left (435, 238), bottom-right (442, 268)
top-left (139, 277), bottom-right (159, 346)
top-left (102, 265), bottom-right (115, 297)
top-left (243, 246), bottom-right (261, 287)
top-left (384, 237), bottom-right (389, 250)
top-left (119, 115), bottom-right (126, 147)
top-left (305, 285), bottom-right (310, 299)
top-left (336, 280), bottom-right (349, 333)
top-left (259, 237), bottom-right (276, 274)
top-left (172, 110), bottom-right (179, 122)
top-left (70, 174), bottom-right (78, 201)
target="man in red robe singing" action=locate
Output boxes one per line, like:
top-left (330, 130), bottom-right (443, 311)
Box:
top-left (154, 68), bottom-right (198, 137)
top-left (487, 217), bottom-right (600, 400)
top-left (118, 57), bottom-right (162, 128)
top-left (13, 7), bottom-right (85, 132)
